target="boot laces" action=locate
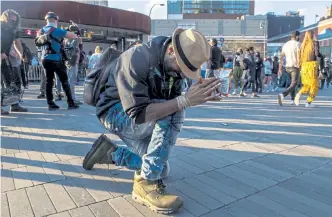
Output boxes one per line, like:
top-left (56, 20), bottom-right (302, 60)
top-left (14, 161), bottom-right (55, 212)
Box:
top-left (156, 179), bottom-right (166, 194)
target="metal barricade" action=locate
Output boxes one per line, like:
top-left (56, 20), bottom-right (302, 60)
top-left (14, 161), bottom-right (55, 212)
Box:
top-left (28, 65), bottom-right (44, 82)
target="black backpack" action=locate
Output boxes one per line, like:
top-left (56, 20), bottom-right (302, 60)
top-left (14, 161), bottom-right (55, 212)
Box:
top-left (83, 47), bottom-right (122, 106)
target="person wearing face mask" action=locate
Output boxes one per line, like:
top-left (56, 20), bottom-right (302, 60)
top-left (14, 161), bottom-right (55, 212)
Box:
top-left (37, 12), bottom-right (79, 110)
top-left (1, 9), bottom-right (29, 115)
top-left (82, 28), bottom-right (220, 214)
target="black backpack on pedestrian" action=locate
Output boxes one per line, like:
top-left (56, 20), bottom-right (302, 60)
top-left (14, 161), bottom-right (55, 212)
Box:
top-left (83, 47), bottom-right (122, 106)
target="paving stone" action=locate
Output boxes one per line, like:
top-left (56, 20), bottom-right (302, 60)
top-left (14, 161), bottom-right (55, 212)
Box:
top-left (69, 206), bottom-right (95, 217)
top-left (168, 186), bottom-right (210, 216)
top-left (194, 174), bottom-right (247, 199)
top-left (7, 188), bottom-right (34, 217)
top-left (1, 193), bottom-right (10, 217)
top-left (182, 177), bottom-right (236, 205)
top-left (59, 178), bottom-right (96, 207)
top-left (279, 180), bottom-right (332, 206)
top-left (70, 174), bottom-right (113, 202)
top-left (27, 151), bottom-right (46, 166)
top-left (191, 150), bottom-right (235, 168)
top-left (284, 177), bottom-right (332, 198)
top-left (245, 160), bottom-right (293, 179)
top-left (1, 153), bottom-right (18, 169)
top-left (201, 208), bottom-right (236, 217)
top-left (12, 166), bottom-right (34, 189)
top-left (235, 162), bottom-right (287, 182)
top-left (235, 198), bottom-right (284, 217)
top-left (57, 160), bottom-right (83, 178)
top-left (26, 165), bottom-right (51, 185)
top-left (26, 185), bottom-right (57, 217)
top-left (41, 148), bottom-right (60, 162)
top-left (170, 158), bottom-right (205, 175)
top-left (15, 152), bottom-right (32, 167)
top-left (42, 162), bottom-right (66, 181)
top-left (108, 197), bottom-right (145, 217)
top-left (171, 180), bottom-right (222, 210)
top-left (47, 211), bottom-right (71, 217)
top-left (205, 171), bottom-right (258, 196)
top-left (1, 169), bottom-right (15, 192)
top-left (43, 182), bottom-right (77, 212)
top-left (220, 204), bottom-right (260, 217)
top-left (266, 186), bottom-right (332, 217)
top-left (248, 194), bottom-right (309, 217)
top-left (89, 201), bottom-right (120, 217)
top-left (53, 147), bottom-right (74, 161)
top-left (178, 153), bottom-right (216, 171)
top-left (164, 163), bottom-right (194, 184)
top-left (217, 166), bottom-right (277, 190)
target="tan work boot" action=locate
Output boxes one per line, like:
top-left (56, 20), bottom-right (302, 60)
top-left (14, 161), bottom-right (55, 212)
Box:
top-left (132, 172), bottom-right (183, 214)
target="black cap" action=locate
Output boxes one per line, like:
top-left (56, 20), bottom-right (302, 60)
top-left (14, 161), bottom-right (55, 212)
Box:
top-left (290, 31), bottom-right (300, 37)
top-left (45, 12), bottom-right (59, 21)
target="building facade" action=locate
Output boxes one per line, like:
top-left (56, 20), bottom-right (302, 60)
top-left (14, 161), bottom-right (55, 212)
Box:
top-left (267, 18), bottom-right (332, 58)
top-left (167, 0), bottom-right (255, 20)
top-left (1, 1), bottom-right (150, 53)
top-left (71, 0), bottom-right (108, 7)
top-left (152, 15), bottom-right (267, 56)
top-left (266, 12), bottom-right (304, 38)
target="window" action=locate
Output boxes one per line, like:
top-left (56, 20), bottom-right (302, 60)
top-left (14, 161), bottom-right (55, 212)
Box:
top-left (178, 23), bottom-right (196, 29)
top-left (180, 0), bottom-right (250, 14)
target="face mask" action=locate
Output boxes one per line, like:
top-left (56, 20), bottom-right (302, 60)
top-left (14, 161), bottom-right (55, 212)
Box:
top-left (6, 19), bottom-right (17, 28)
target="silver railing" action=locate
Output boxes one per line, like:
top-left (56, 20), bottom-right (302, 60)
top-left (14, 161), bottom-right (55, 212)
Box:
top-left (27, 65), bottom-right (86, 82)
top-left (27, 65), bottom-right (43, 81)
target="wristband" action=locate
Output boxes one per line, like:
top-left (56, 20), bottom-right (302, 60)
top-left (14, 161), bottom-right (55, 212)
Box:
top-left (176, 94), bottom-right (191, 110)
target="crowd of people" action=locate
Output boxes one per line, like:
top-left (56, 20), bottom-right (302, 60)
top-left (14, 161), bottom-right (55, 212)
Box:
top-left (1, 10), bottom-right (107, 115)
top-left (197, 31), bottom-right (331, 107)
top-left (1, 8), bottom-right (332, 216)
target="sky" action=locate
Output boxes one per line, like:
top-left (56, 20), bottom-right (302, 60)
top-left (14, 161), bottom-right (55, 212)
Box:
top-left (107, 0), bottom-right (331, 26)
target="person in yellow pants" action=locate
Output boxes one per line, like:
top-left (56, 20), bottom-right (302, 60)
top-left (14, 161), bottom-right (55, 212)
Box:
top-left (295, 30), bottom-right (320, 108)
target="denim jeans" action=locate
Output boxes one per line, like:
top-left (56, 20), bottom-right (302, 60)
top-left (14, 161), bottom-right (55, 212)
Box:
top-left (67, 65), bottom-right (78, 100)
top-left (100, 102), bottom-right (184, 181)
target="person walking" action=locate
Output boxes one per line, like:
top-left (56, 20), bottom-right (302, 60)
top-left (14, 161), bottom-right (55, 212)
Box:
top-left (37, 12), bottom-right (79, 110)
top-left (278, 31), bottom-right (301, 106)
top-left (247, 47), bottom-right (260, 98)
top-left (255, 52), bottom-right (263, 93)
top-left (206, 38), bottom-right (222, 99)
top-left (271, 56), bottom-right (279, 91)
top-left (263, 57), bottom-right (272, 92)
top-left (1, 9), bottom-right (28, 115)
top-left (232, 49), bottom-right (244, 95)
top-left (294, 30), bottom-right (321, 107)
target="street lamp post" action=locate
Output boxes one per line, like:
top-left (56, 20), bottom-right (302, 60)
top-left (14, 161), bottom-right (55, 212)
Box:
top-left (148, 3), bottom-right (165, 41)
top-left (260, 20), bottom-right (267, 58)
top-left (149, 3), bottom-right (165, 17)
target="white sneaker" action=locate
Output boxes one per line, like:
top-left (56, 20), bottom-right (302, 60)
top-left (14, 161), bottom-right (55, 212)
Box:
top-left (294, 93), bottom-right (301, 106)
top-left (278, 94), bottom-right (284, 106)
top-left (290, 100), bottom-right (295, 105)
top-left (305, 103), bottom-right (315, 108)
top-left (231, 91), bottom-right (237, 95)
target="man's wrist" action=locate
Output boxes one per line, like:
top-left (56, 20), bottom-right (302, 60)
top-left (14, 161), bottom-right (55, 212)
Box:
top-left (176, 94), bottom-right (191, 110)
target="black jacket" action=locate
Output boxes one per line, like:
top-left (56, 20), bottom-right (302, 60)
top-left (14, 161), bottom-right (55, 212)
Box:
top-left (207, 45), bottom-right (221, 70)
top-left (96, 36), bottom-right (182, 124)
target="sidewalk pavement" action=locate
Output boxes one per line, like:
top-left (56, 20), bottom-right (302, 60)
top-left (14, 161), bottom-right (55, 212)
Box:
top-left (1, 85), bottom-right (332, 217)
